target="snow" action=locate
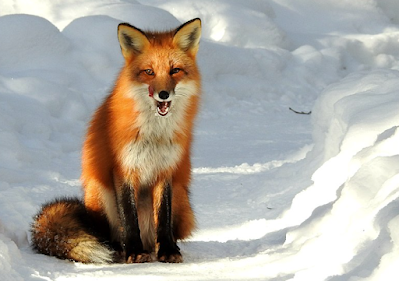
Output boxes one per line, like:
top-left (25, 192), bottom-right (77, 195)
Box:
top-left (1, 0), bottom-right (399, 280)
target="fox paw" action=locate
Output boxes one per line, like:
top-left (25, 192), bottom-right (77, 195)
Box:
top-left (157, 245), bottom-right (183, 263)
top-left (158, 253), bottom-right (183, 263)
top-left (126, 252), bottom-right (152, 263)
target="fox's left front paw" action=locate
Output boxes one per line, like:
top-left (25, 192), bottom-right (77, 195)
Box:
top-left (157, 244), bottom-right (183, 263)
top-left (126, 252), bottom-right (152, 263)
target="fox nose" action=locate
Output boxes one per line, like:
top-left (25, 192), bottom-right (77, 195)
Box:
top-left (158, 91), bottom-right (169, 100)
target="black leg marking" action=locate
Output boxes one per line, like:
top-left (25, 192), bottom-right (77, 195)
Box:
top-left (157, 183), bottom-right (182, 263)
top-left (116, 183), bottom-right (151, 263)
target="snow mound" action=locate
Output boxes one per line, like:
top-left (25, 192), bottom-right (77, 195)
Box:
top-left (153, 0), bottom-right (289, 48)
top-left (280, 70), bottom-right (399, 279)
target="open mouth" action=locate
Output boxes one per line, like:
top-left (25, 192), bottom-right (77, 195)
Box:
top-left (157, 101), bottom-right (171, 116)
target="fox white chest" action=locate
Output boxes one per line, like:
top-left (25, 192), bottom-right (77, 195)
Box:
top-left (120, 135), bottom-right (182, 185)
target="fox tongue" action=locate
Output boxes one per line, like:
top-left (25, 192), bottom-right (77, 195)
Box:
top-left (157, 101), bottom-right (170, 116)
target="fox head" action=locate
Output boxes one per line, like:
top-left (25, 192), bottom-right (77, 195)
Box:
top-left (117, 18), bottom-right (201, 118)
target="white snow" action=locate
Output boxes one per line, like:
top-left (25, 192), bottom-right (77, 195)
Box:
top-left (1, 0), bottom-right (399, 280)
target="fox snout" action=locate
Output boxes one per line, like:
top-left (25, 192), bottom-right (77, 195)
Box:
top-left (151, 90), bottom-right (173, 117)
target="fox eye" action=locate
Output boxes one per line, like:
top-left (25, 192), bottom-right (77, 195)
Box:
top-left (170, 68), bottom-right (181, 75)
top-left (144, 69), bottom-right (154, 76)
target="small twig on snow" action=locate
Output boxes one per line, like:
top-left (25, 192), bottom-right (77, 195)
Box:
top-left (289, 107), bottom-right (312, 115)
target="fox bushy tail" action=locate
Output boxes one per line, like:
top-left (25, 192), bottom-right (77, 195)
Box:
top-left (30, 197), bottom-right (115, 263)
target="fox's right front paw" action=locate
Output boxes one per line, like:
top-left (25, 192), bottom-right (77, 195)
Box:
top-left (126, 252), bottom-right (152, 263)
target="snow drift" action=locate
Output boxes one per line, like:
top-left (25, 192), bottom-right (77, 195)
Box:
top-left (279, 70), bottom-right (399, 280)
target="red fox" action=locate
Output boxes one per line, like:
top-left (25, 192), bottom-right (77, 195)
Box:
top-left (30, 18), bottom-right (202, 264)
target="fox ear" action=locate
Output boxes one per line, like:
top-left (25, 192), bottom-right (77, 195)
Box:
top-left (118, 23), bottom-right (149, 60)
top-left (173, 18), bottom-right (201, 56)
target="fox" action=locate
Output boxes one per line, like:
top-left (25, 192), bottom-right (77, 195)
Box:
top-left (30, 18), bottom-right (202, 264)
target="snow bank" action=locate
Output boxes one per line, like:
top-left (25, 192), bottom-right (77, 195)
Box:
top-left (148, 0), bottom-right (289, 49)
top-left (278, 70), bottom-right (399, 279)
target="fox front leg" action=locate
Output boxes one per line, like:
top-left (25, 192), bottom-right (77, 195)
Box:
top-left (155, 182), bottom-right (182, 263)
top-left (116, 182), bottom-right (152, 263)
